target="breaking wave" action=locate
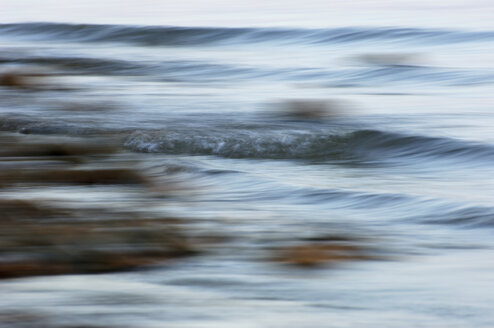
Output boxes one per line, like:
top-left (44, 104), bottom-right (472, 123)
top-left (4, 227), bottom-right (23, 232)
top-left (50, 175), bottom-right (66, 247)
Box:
top-left (123, 128), bottom-right (494, 164)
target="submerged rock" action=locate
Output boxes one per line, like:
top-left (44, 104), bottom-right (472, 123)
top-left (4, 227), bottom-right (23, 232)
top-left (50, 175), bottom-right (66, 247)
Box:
top-left (9, 168), bottom-right (149, 185)
top-left (0, 133), bottom-right (210, 279)
top-left (0, 73), bottom-right (28, 88)
top-left (0, 218), bottom-right (198, 279)
top-left (271, 240), bottom-right (376, 267)
top-left (0, 199), bottom-right (69, 220)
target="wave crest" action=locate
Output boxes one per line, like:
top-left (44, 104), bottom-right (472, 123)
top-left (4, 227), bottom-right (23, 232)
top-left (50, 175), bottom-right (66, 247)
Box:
top-left (123, 128), bottom-right (494, 164)
top-left (1, 23), bottom-right (493, 46)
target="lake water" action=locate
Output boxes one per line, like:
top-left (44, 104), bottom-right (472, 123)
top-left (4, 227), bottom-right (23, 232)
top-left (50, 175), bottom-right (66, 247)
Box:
top-left (1, 1), bottom-right (494, 327)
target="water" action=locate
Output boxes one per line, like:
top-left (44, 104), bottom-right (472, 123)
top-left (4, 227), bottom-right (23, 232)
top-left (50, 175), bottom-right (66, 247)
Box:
top-left (1, 2), bottom-right (494, 327)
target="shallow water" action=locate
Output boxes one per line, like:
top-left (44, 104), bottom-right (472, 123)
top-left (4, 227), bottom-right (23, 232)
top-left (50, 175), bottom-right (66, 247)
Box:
top-left (1, 2), bottom-right (494, 327)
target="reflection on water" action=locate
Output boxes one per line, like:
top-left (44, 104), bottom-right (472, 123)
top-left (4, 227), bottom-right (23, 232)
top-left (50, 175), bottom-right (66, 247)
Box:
top-left (1, 7), bottom-right (494, 327)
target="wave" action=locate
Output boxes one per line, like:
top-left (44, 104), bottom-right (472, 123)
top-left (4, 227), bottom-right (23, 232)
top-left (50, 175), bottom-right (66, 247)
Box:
top-left (295, 188), bottom-right (412, 209)
top-left (327, 66), bottom-right (494, 87)
top-left (423, 205), bottom-right (494, 228)
top-left (123, 128), bottom-right (494, 164)
top-left (1, 114), bottom-right (493, 165)
top-left (2, 56), bottom-right (492, 88)
top-left (342, 129), bottom-right (494, 162)
top-left (1, 22), bottom-right (493, 47)
top-left (0, 55), bottom-right (145, 75)
top-left (0, 55), bottom-right (253, 80)
top-left (2, 53), bottom-right (492, 86)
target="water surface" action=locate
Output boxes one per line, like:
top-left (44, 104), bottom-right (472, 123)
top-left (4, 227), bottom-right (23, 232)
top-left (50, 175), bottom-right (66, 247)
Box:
top-left (1, 3), bottom-right (494, 327)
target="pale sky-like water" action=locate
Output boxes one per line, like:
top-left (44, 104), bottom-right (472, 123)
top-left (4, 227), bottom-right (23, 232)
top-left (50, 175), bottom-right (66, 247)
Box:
top-left (1, 0), bottom-right (494, 29)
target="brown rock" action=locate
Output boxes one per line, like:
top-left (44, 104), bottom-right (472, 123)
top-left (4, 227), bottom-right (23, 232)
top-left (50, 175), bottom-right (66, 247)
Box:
top-left (272, 243), bottom-right (372, 267)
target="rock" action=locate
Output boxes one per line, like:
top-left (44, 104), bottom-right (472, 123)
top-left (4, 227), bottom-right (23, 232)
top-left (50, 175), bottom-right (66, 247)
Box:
top-left (0, 217), bottom-right (199, 279)
top-left (272, 242), bottom-right (373, 267)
